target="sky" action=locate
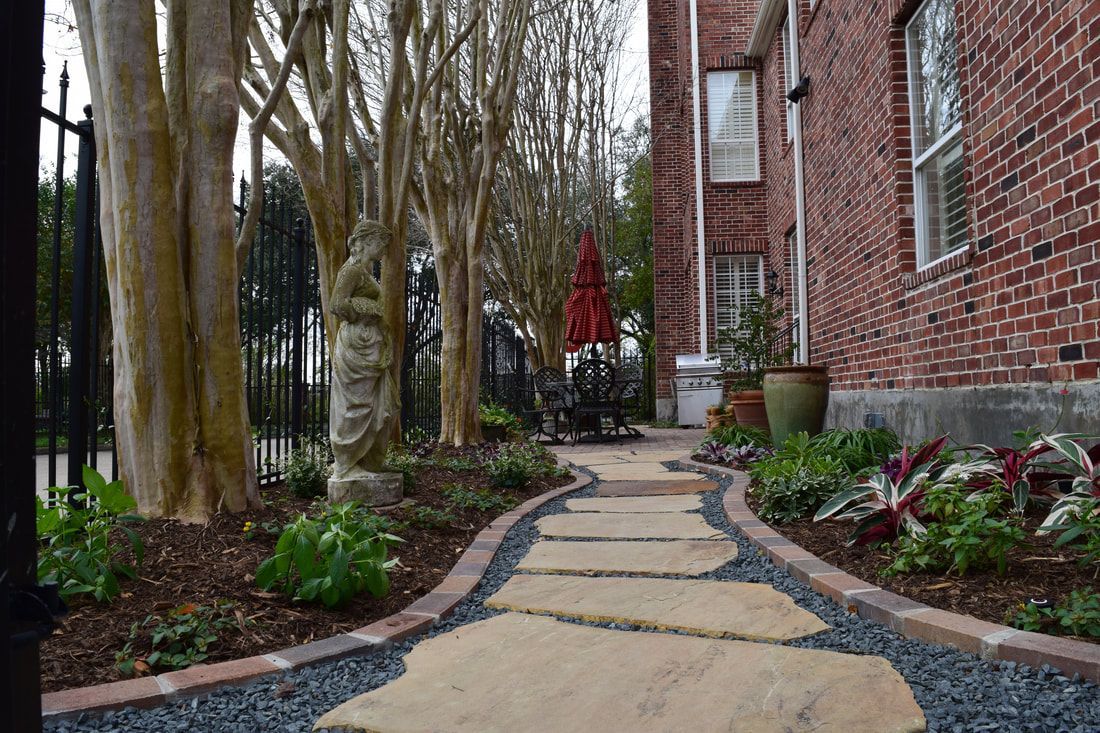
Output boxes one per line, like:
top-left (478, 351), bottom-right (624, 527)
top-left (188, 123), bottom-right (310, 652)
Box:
top-left (40, 1), bottom-right (650, 179)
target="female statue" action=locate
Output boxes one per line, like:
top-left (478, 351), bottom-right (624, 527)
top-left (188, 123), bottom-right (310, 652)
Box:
top-left (328, 220), bottom-right (398, 483)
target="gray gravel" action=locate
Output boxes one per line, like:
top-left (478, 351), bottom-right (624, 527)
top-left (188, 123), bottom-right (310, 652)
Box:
top-left (47, 463), bottom-right (1100, 732)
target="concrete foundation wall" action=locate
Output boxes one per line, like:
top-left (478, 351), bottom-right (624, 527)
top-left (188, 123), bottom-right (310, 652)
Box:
top-left (827, 381), bottom-right (1100, 447)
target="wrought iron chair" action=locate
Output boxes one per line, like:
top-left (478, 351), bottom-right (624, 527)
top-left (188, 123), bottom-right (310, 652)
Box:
top-left (525, 366), bottom-right (573, 444)
top-left (614, 361), bottom-right (645, 438)
top-left (571, 359), bottom-right (623, 445)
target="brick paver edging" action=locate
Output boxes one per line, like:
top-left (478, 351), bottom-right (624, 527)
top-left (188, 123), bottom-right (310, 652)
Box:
top-left (41, 466), bottom-right (593, 721)
top-left (679, 454), bottom-right (1100, 684)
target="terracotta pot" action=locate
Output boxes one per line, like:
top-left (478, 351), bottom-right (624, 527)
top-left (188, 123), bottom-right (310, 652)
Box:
top-left (763, 365), bottom-right (830, 447)
top-left (705, 406), bottom-right (722, 417)
top-left (728, 389), bottom-right (769, 432)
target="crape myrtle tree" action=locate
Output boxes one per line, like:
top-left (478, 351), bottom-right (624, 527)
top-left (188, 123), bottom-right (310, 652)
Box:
top-left (72, 0), bottom-right (260, 519)
top-left (485, 0), bottom-right (638, 372)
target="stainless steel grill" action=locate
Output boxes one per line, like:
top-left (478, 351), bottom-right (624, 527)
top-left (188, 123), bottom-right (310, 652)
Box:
top-left (673, 353), bottom-right (724, 427)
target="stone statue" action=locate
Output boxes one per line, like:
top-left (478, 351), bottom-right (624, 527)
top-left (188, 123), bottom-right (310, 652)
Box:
top-left (327, 220), bottom-right (403, 506)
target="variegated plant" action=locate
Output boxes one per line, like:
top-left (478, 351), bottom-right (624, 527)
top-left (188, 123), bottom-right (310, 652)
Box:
top-left (1035, 433), bottom-right (1100, 530)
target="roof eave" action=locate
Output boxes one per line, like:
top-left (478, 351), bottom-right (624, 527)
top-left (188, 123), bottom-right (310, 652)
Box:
top-left (745, 0), bottom-right (787, 58)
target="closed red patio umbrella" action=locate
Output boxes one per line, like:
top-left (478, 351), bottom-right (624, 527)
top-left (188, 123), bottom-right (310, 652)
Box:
top-left (565, 228), bottom-right (618, 353)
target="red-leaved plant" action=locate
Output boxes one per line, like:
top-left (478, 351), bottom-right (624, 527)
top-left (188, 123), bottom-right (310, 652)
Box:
top-left (814, 436), bottom-right (951, 547)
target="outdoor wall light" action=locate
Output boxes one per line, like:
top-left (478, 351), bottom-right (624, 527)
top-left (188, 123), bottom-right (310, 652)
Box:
top-left (765, 269), bottom-right (783, 297)
top-left (786, 75), bottom-right (811, 104)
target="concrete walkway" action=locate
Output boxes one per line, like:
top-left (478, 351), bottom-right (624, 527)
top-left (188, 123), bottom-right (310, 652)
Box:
top-left (316, 444), bottom-right (926, 732)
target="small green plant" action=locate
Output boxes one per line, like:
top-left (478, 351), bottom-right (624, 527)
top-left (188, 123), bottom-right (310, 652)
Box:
top-left (809, 428), bottom-right (900, 474)
top-left (485, 442), bottom-right (556, 489)
top-left (282, 437), bottom-right (332, 498)
top-left (748, 433), bottom-right (853, 524)
top-left (717, 293), bottom-right (795, 391)
top-left (255, 502), bottom-right (403, 608)
top-left (115, 601), bottom-right (241, 675)
top-left (37, 466), bottom-right (145, 603)
top-left (1048, 498), bottom-right (1100, 568)
top-left (885, 488), bottom-right (1026, 576)
top-left (707, 424), bottom-right (772, 448)
top-left (383, 445), bottom-right (423, 490)
top-left (406, 505), bottom-right (458, 529)
top-left (441, 483), bottom-right (517, 513)
top-left (1008, 589), bottom-right (1100, 638)
top-left (479, 401), bottom-right (523, 430)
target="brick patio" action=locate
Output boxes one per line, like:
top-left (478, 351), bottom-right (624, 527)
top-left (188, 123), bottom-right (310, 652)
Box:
top-left (549, 426), bottom-right (705, 456)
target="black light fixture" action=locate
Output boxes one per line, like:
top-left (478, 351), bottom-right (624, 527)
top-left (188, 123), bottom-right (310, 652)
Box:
top-left (786, 75), bottom-right (811, 104)
top-left (765, 268), bottom-right (783, 297)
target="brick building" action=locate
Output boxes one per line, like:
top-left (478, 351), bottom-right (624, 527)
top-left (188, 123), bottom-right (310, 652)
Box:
top-left (647, 0), bottom-right (1099, 443)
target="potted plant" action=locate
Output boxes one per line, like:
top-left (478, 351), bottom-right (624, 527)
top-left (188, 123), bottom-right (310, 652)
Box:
top-left (763, 364), bottom-right (830, 447)
top-left (478, 402), bottom-right (519, 443)
top-left (718, 293), bottom-right (794, 432)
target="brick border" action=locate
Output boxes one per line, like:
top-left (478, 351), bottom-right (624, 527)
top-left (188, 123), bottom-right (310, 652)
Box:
top-left (41, 465), bottom-right (593, 721)
top-left (679, 455), bottom-right (1100, 683)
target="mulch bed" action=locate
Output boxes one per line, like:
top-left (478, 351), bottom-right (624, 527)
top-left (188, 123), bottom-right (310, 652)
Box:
top-left (741, 490), bottom-right (1099, 643)
top-left (41, 447), bottom-right (571, 693)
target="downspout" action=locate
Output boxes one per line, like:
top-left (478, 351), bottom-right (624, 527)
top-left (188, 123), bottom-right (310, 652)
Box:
top-left (786, 0), bottom-right (810, 364)
top-left (689, 0), bottom-right (709, 355)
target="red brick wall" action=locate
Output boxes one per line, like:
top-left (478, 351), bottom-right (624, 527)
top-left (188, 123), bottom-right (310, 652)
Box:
top-left (650, 0), bottom-right (1099, 413)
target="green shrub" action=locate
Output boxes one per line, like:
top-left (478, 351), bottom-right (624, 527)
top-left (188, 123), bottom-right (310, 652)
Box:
top-left (479, 401), bottom-right (524, 431)
top-left (283, 437), bottom-right (332, 498)
top-left (1049, 499), bottom-right (1100, 568)
top-left (885, 488), bottom-right (1026, 576)
top-left (37, 466), bottom-right (145, 603)
top-left (442, 483), bottom-right (517, 513)
top-left (255, 502), bottom-right (403, 608)
top-left (748, 433), bottom-right (852, 523)
top-left (1008, 589), bottom-right (1100, 638)
top-left (707, 424), bottom-right (772, 448)
top-left (116, 601), bottom-right (241, 675)
top-left (486, 442), bottom-right (563, 489)
top-left (809, 428), bottom-right (900, 473)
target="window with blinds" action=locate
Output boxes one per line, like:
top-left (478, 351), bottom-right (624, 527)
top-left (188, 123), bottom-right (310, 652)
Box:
top-left (907, 0), bottom-right (967, 266)
top-left (707, 71), bottom-right (760, 182)
top-left (714, 255), bottom-right (764, 359)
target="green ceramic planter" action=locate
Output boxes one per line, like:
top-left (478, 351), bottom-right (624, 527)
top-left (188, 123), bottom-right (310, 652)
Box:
top-left (763, 366), bottom-right (830, 447)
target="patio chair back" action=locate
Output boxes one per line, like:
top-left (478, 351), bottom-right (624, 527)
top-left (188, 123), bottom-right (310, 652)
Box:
top-left (574, 359), bottom-right (616, 403)
top-left (533, 366), bottom-right (567, 404)
top-left (616, 362), bottom-right (643, 399)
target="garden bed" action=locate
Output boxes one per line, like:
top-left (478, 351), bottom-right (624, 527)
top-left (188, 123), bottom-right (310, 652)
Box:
top-left (40, 445), bottom-right (571, 693)
top-left (740, 486), bottom-right (1100, 647)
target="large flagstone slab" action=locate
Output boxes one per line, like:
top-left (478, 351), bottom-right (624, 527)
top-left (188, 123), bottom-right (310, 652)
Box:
top-left (516, 540), bottom-right (738, 575)
top-left (571, 451), bottom-right (688, 466)
top-left (589, 462), bottom-right (676, 481)
top-left (486, 575), bottom-right (829, 640)
top-left (314, 613), bottom-right (925, 733)
top-left (536, 511), bottom-right (726, 539)
top-left (565, 495), bottom-right (702, 513)
top-left (596, 478), bottom-right (718, 496)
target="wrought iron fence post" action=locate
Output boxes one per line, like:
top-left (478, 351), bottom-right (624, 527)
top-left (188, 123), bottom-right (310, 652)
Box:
top-left (290, 218), bottom-right (305, 448)
top-left (46, 62), bottom-right (69, 488)
top-left (66, 106), bottom-right (96, 490)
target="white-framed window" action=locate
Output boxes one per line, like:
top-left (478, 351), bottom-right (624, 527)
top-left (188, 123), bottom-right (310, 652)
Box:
top-left (787, 227), bottom-right (801, 319)
top-left (906, 0), bottom-right (966, 267)
top-left (714, 254), bottom-right (764, 359)
top-left (707, 70), bottom-right (760, 182)
top-left (782, 15), bottom-right (795, 143)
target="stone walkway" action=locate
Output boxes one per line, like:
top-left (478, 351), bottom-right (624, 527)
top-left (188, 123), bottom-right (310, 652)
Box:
top-left (316, 447), bottom-right (928, 732)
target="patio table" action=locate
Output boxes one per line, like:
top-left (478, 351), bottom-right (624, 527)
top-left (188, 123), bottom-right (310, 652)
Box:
top-left (548, 378), bottom-right (644, 443)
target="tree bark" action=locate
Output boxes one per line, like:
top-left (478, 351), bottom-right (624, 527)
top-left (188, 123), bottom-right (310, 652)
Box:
top-left (74, 0), bottom-right (259, 520)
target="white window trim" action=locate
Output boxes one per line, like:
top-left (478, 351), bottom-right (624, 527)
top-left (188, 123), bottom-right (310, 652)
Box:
top-left (783, 16), bottom-right (794, 144)
top-left (905, 0), bottom-right (966, 270)
top-left (707, 70), bottom-right (761, 183)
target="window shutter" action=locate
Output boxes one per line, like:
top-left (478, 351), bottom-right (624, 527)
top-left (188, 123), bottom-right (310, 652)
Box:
top-left (714, 255), bottom-right (764, 359)
top-left (707, 71), bottom-right (759, 182)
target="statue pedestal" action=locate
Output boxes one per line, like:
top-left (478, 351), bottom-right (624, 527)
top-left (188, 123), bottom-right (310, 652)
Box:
top-left (327, 472), bottom-right (404, 507)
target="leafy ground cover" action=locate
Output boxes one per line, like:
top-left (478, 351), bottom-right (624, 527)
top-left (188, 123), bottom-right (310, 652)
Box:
top-left (40, 441), bottom-right (570, 692)
top-left (696, 427), bottom-right (1100, 644)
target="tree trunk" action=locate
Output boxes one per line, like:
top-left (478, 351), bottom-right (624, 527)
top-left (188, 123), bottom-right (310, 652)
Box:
top-left (75, 0), bottom-right (259, 520)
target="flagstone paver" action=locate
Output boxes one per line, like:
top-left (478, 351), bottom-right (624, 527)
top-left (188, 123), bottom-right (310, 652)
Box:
top-left (564, 495), bottom-right (702, 513)
top-left (485, 575), bottom-right (830, 640)
top-left (587, 462), bottom-right (679, 481)
top-left (596, 478), bottom-right (718, 496)
top-left (516, 539), bottom-right (739, 576)
top-left (314, 613), bottom-right (925, 733)
top-left (535, 511), bottom-right (727, 540)
top-left (570, 450), bottom-right (688, 466)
